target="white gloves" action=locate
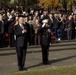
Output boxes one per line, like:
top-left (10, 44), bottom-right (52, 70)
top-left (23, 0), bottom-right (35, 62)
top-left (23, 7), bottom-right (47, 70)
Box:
top-left (42, 23), bottom-right (45, 28)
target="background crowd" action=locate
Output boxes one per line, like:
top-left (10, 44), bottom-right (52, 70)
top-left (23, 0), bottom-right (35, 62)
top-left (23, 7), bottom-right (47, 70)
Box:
top-left (0, 6), bottom-right (76, 48)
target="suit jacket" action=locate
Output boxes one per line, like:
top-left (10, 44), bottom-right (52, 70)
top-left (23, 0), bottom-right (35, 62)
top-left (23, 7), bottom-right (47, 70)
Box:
top-left (38, 25), bottom-right (51, 46)
top-left (14, 24), bottom-right (28, 47)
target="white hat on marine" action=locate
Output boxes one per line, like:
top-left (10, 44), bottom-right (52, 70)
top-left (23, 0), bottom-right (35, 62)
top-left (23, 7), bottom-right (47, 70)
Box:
top-left (42, 19), bottom-right (48, 23)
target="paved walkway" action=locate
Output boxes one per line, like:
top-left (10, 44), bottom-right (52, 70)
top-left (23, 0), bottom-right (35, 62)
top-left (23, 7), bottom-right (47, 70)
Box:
top-left (0, 48), bottom-right (76, 75)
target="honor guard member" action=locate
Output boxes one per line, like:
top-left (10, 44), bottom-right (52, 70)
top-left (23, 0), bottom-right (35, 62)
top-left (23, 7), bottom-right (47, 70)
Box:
top-left (38, 19), bottom-right (51, 65)
top-left (14, 15), bottom-right (28, 71)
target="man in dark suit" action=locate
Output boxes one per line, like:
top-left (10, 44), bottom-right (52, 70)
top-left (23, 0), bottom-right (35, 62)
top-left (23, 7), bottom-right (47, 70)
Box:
top-left (14, 16), bottom-right (28, 71)
top-left (38, 19), bottom-right (51, 65)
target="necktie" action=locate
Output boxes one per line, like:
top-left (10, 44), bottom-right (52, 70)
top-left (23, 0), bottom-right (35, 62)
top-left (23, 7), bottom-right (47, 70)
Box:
top-left (20, 24), bottom-right (24, 29)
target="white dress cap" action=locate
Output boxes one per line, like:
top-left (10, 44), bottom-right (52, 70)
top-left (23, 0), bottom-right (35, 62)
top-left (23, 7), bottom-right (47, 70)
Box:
top-left (42, 19), bottom-right (48, 23)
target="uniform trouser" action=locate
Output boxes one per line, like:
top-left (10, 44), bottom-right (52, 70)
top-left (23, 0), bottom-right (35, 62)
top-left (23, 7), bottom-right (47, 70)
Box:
top-left (16, 46), bottom-right (27, 68)
top-left (41, 45), bottom-right (49, 64)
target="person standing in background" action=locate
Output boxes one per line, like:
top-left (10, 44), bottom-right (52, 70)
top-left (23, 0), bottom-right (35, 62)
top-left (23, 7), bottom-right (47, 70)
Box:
top-left (23, 16), bottom-right (30, 46)
top-left (8, 17), bottom-right (15, 47)
top-left (66, 15), bottom-right (74, 40)
top-left (0, 14), bottom-right (4, 48)
top-left (28, 15), bottom-right (35, 45)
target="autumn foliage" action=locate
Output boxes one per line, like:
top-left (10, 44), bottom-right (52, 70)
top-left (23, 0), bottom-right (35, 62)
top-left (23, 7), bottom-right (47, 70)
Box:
top-left (38, 0), bottom-right (59, 9)
top-left (38, 0), bottom-right (76, 10)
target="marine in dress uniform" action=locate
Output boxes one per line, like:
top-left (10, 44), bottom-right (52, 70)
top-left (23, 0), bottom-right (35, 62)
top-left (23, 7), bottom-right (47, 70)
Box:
top-left (38, 19), bottom-right (51, 65)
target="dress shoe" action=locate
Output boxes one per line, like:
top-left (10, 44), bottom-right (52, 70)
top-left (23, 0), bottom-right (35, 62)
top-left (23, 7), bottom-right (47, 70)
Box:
top-left (23, 67), bottom-right (27, 71)
top-left (43, 61), bottom-right (50, 65)
top-left (18, 67), bottom-right (23, 71)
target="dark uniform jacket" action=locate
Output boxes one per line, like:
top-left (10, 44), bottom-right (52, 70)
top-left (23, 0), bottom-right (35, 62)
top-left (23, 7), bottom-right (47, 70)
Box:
top-left (14, 24), bottom-right (28, 47)
top-left (38, 25), bottom-right (51, 46)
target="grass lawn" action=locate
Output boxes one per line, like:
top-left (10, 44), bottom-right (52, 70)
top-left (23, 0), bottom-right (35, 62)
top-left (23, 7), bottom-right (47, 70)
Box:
top-left (9, 65), bottom-right (76, 75)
